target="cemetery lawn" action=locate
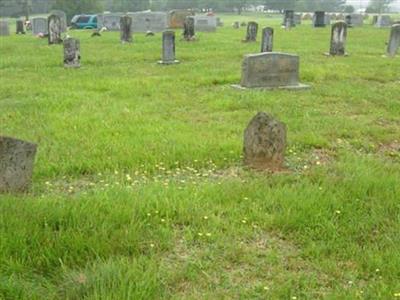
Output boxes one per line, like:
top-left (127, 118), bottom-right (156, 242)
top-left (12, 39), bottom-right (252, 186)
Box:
top-left (1, 14), bottom-right (400, 300)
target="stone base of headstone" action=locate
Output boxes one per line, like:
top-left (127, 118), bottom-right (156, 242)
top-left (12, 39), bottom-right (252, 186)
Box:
top-left (231, 83), bottom-right (310, 91)
top-left (158, 60), bottom-right (180, 65)
top-left (324, 52), bottom-right (349, 57)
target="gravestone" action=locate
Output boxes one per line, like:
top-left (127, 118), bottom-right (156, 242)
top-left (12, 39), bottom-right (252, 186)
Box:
top-left (63, 38), bottom-right (80, 68)
top-left (0, 137), bottom-right (37, 193)
top-left (327, 21), bottom-right (347, 56)
top-left (376, 15), bottom-right (391, 27)
top-left (128, 12), bottom-right (167, 33)
top-left (183, 16), bottom-right (195, 41)
top-left (233, 52), bottom-right (309, 90)
top-left (217, 17), bottom-right (224, 27)
top-left (193, 15), bottom-right (217, 32)
top-left (261, 27), bottom-right (273, 52)
top-left (32, 17), bottom-right (48, 35)
top-left (16, 20), bottom-right (25, 34)
top-left (120, 15), bottom-right (132, 43)
top-left (294, 14), bottom-right (302, 25)
top-left (283, 10), bottom-right (295, 28)
top-left (345, 14), bottom-right (363, 27)
top-left (48, 14), bottom-right (62, 45)
top-left (233, 21), bottom-right (240, 29)
top-left (97, 13), bottom-right (122, 31)
top-left (159, 30), bottom-right (179, 64)
top-left (0, 20), bottom-right (10, 36)
top-left (387, 24), bottom-right (400, 57)
top-left (325, 14), bottom-right (331, 25)
top-left (50, 10), bottom-right (67, 32)
top-left (243, 112), bottom-right (286, 171)
top-left (313, 11), bottom-right (326, 27)
top-left (243, 21), bottom-right (258, 42)
top-left (168, 10), bottom-right (194, 28)
top-left (372, 15), bottom-right (378, 25)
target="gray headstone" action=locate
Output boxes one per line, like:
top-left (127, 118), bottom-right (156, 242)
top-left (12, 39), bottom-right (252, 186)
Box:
top-left (261, 27), bottom-right (273, 52)
top-left (159, 30), bottom-right (179, 64)
top-left (376, 15), bottom-right (391, 28)
top-left (63, 38), bottom-right (80, 68)
top-left (313, 11), bottom-right (326, 27)
top-left (243, 112), bottom-right (286, 171)
top-left (97, 14), bottom-right (122, 31)
top-left (387, 24), bottom-right (400, 57)
top-left (244, 21), bottom-right (258, 42)
top-left (235, 52), bottom-right (309, 90)
top-left (0, 20), bottom-right (10, 36)
top-left (48, 14), bottom-right (63, 45)
top-left (50, 10), bottom-right (67, 32)
top-left (283, 10), bottom-right (295, 28)
top-left (0, 137), bottom-right (37, 193)
top-left (233, 21), bottom-right (240, 29)
top-left (128, 12), bottom-right (167, 33)
top-left (345, 14), bottom-right (363, 27)
top-left (16, 20), bottom-right (25, 34)
top-left (32, 17), bottom-right (48, 35)
top-left (372, 15), bottom-right (378, 25)
top-left (329, 21), bottom-right (347, 56)
top-left (294, 14), bottom-right (302, 25)
top-left (120, 15), bottom-right (133, 43)
top-left (183, 16), bottom-right (195, 41)
top-left (193, 15), bottom-right (217, 32)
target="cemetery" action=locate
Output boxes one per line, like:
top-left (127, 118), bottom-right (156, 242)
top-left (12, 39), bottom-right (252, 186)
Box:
top-left (0, 3), bottom-right (400, 299)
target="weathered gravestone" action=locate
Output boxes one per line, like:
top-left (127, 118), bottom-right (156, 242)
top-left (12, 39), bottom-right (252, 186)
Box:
top-left (233, 52), bottom-right (309, 90)
top-left (63, 38), bottom-right (80, 68)
top-left (193, 15), bottom-right (217, 32)
top-left (183, 16), bottom-right (195, 41)
top-left (233, 21), bottom-right (240, 29)
top-left (0, 20), bottom-right (10, 36)
top-left (243, 21), bottom-right (258, 42)
top-left (48, 14), bottom-right (63, 45)
top-left (372, 15), bottom-right (378, 25)
top-left (32, 17), bottom-right (48, 35)
top-left (261, 27), bottom-right (273, 52)
top-left (294, 14), bottom-right (302, 25)
top-left (97, 13), bottom-right (122, 31)
top-left (159, 30), bottom-right (179, 64)
top-left (345, 14), bottom-right (363, 27)
top-left (387, 24), bottom-right (400, 57)
top-left (50, 10), bottom-right (67, 32)
top-left (313, 11), bottom-right (326, 27)
top-left (217, 17), bottom-right (224, 27)
top-left (283, 10), bottom-right (295, 28)
top-left (326, 21), bottom-right (347, 56)
top-left (376, 15), bottom-right (392, 28)
top-left (0, 137), bottom-right (37, 193)
top-left (120, 15), bottom-right (133, 43)
top-left (16, 20), bottom-right (25, 34)
top-left (243, 112), bottom-right (286, 171)
top-left (168, 10), bottom-right (194, 28)
top-left (128, 12), bottom-right (167, 33)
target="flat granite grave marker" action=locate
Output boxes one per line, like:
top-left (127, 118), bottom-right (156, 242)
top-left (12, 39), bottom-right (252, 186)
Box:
top-left (16, 20), bottom-right (25, 34)
top-left (159, 30), bottom-right (179, 64)
top-left (64, 38), bottom-right (80, 68)
top-left (183, 16), bottom-right (195, 41)
top-left (326, 21), bottom-right (348, 56)
top-left (261, 27), bottom-right (273, 52)
top-left (0, 137), bottom-right (37, 193)
top-left (32, 17), bottom-right (48, 35)
top-left (243, 21), bottom-right (258, 42)
top-left (243, 112), bottom-right (286, 171)
top-left (232, 52), bottom-right (309, 90)
top-left (48, 14), bottom-right (63, 45)
top-left (120, 15), bottom-right (133, 43)
top-left (0, 20), bottom-right (10, 36)
top-left (387, 24), bottom-right (400, 57)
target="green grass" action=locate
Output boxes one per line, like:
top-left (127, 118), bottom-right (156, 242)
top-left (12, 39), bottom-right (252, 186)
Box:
top-left (1, 14), bottom-right (400, 299)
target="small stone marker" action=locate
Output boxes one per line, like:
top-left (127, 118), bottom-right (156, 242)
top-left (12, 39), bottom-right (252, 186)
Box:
top-left (16, 20), bottom-right (25, 34)
top-left (63, 38), bottom-right (80, 68)
top-left (327, 21), bottom-right (347, 56)
top-left (233, 21), bottom-right (240, 29)
top-left (0, 136), bottom-right (37, 193)
top-left (183, 16), bottom-right (195, 41)
top-left (243, 112), bottom-right (286, 171)
top-left (313, 11), bottom-right (326, 27)
top-left (0, 20), bottom-right (10, 36)
top-left (120, 15), bottom-right (133, 43)
top-left (159, 30), bottom-right (179, 65)
top-left (283, 10), bottom-right (295, 28)
top-left (232, 52), bottom-right (309, 90)
top-left (261, 27), bottom-right (273, 52)
top-left (387, 24), bottom-right (400, 57)
top-left (48, 14), bottom-right (63, 45)
top-left (243, 21), bottom-right (258, 42)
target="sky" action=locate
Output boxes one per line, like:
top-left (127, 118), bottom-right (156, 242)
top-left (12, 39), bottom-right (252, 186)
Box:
top-left (346, 0), bottom-right (400, 10)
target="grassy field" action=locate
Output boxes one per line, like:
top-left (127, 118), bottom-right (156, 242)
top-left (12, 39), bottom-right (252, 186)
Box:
top-left (1, 14), bottom-right (400, 299)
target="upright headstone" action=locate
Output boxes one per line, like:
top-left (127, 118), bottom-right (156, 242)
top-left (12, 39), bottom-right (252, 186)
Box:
top-left (243, 112), bottom-right (286, 171)
top-left (283, 10), bottom-right (295, 28)
top-left (48, 14), bottom-right (62, 45)
top-left (313, 11), bottom-right (326, 27)
top-left (260, 27), bottom-right (273, 52)
top-left (120, 15), bottom-right (133, 43)
top-left (31, 17), bottom-right (48, 35)
top-left (345, 14), bottom-right (363, 27)
top-left (50, 10), bottom-right (67, 32)
top-left (387, 24), bottom-right (400, 57)
top-left (0, 137), bottom-right (37, 193)
top-left (193, 15), bottom-right (217, 32)
top-left (16, 20), bottom-right (25, 34)
top-left (217, 17), bottom-right (224, 27)
top-left (183, 16), bottom-right (195, 41)
top-left (233, 21), bottom-right (240, 29)
top-left (128, 12), bottom-right (168, 33)
top-left (294, 14), bottom-right (302, 25)
top-left (243, 21), bottom-right (258, 42)
top-left (233, 52), bottom-right (309, 90)
top-left (168, 10), bottom-right (194, 28)
top-left (375, 15), bottom-right (392, 28)
top-left (327, 21), bottom-right (347, 56)
top-left (372, 15), bottom-right (378, 25)
top-left (159, 30), bottom-right (179, 64)
top-left (97, 14), bottom-right (122, 31)
top-left (63, 38), bottom-right (80, 68)
top-left (0, 20), bottom-right (10, 36)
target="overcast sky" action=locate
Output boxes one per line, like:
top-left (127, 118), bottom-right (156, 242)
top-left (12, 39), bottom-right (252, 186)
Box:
top-left (346, 0), bottom-right (400, 9)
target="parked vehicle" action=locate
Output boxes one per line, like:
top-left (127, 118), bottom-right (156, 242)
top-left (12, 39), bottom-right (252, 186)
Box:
top-left (71, 15), bottom-right (97, 29)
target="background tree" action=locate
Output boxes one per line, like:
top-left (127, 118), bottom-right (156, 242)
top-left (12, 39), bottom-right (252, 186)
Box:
top-left (53, 0), bottom-right (103, 20)
top-left (343, 5), bottom-right (354, 13)
top-left (366, 0), bottom-right (394, 13)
